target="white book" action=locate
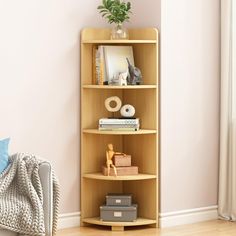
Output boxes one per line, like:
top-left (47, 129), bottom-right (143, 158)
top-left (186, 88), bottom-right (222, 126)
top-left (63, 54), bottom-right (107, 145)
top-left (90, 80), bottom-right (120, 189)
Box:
top-left (99, 127), bottom-right (139, 131)
top-left (99, 118), bottom-right (139, 125)
top-left (103, 46), bottom-right (134, 84)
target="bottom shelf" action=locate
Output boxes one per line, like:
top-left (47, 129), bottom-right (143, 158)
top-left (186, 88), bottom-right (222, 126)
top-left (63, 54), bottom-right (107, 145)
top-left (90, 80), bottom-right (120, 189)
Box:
top-left (83, 217), bottom-right (156, 230)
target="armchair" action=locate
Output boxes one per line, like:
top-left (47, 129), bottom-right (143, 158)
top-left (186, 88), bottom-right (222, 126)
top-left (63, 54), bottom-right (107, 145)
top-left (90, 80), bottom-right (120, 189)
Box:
top-left (0, 162), bottom-right (54, 236)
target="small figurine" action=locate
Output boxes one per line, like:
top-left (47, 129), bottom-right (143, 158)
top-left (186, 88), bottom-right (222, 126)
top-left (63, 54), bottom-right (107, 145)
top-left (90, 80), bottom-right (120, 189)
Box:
top-left (106, 144), bottom-right (126, 176)
top-left (118, 71), bottom-right (128, 86)
top-left (126, 58), bottom-right (142, 85)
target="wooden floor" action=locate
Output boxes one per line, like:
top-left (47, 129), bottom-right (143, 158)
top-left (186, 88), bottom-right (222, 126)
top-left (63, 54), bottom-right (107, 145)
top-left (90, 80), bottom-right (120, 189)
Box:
top-left (57, 220), bottom-right (236, 236)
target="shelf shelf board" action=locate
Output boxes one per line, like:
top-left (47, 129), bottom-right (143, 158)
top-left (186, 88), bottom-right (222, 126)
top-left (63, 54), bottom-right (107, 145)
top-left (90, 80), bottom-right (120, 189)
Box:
top-left (82, 85), bottom-right (157, 89)
top-left (83, 129), bottom-right (157, 135)
top-left (82, 39), bottom-right (157, 44)
top-left (83, 217), bottom-right (156, 227)
top-left (83, 173), bottom-right (157, 181)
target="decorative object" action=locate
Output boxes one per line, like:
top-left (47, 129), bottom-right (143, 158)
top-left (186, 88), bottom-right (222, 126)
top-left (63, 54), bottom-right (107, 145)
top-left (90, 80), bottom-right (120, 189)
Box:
top-left (97, 0), bottom-right (132, 40)
top-left (105, 143), bottom-right (126, 176)
top-left (111, 23), bottom-right (129, 40)
top-left (102, 165), bottom-right (138, 176)
top-left (113, 154), bottom-right (131, 167)
top-left (118, 71), bottom-right (128, 85)
top-left (110, 71), bottom-right (128, 86)
top-left (0, 138), bottom-right (10, 174)
top-left (105, 96), bottom-right (122, 114)
top-left (100, 194), bottom-right (137, 222)
top-left (106, 193), bottom-right (132, 206)
top-left (120, 104), bottom-right (135, 117)
top-left (100, 204), bottom-right (137, 222)
top-left (126, 58), bottom-right (142, 85)
top-left (103, 143), bottom-right (138, 176)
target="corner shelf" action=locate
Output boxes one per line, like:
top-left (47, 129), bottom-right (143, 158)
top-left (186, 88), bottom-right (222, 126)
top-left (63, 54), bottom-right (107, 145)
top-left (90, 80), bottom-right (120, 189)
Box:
top-left (83, 173), bottom-right (157, 181)
top-left (82, 85), bottom-right (157, 89)
top-left (83, 129), bottom-right (157, 135)
top-left (81, 28), bottom-right (159, 231)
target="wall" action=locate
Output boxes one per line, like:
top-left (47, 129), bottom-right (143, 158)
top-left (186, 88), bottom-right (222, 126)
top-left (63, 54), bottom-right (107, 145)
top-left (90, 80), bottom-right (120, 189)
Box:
top-left (160, 0), bottom-right (220, 212)
top-left (0, 0), bottom-right (160, 214)
top-left (0, 0), bottom-right (220, 219)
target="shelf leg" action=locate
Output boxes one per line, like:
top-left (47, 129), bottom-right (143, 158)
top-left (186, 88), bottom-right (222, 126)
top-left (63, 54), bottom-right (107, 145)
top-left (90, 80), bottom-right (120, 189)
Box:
top-left (112, 226), bottom-right (124, 231)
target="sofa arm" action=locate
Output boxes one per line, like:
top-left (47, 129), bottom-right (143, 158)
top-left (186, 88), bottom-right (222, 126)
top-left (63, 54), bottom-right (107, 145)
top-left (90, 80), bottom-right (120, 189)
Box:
top-left (39, 162), bottom-right (53, 236)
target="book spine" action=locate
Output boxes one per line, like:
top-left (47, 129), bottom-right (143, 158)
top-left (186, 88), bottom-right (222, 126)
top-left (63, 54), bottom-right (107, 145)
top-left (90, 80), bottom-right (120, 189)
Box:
top-left (92, 45), bottom-right (97, 85)
top-left (99, 124), bottom-right (139, 128)
top-left (99, 128), bottom-right (139, 131)
top-left (95, 48), bottom-right (100, 85)
top-left (98, 46), bottom-right (105, 85)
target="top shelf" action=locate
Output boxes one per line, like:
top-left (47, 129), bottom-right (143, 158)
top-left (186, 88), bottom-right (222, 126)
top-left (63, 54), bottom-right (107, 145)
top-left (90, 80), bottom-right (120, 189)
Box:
top-left (82, 39), bottom-right (157, 44)
top-left (81, 28), bottom-right (158, 42)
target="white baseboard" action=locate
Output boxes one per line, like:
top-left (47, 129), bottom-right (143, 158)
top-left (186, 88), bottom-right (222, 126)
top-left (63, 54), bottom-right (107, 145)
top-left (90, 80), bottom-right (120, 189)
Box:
top-left (159, 205), bottom-right (218, 228)
top-left (58, 212), bottom-right (81, 229)
top-left (57, 206), bottom-right (218, 229)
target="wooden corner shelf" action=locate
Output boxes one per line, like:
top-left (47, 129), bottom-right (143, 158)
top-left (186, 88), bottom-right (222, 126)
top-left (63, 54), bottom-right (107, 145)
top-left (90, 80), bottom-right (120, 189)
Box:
top-left (83, 173), bottom-right (157, 181)
top-left (80, 28), bottom-right (159, 231)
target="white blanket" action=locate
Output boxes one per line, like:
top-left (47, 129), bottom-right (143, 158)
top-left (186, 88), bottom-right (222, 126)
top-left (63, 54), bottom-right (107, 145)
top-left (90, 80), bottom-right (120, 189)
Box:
top-left (0, 153), bottom-right (59, 236)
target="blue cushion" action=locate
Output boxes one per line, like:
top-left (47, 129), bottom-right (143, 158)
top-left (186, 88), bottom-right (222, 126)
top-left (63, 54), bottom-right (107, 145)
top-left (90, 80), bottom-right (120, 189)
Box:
top-left (0, 138), bottom-right (10, 174)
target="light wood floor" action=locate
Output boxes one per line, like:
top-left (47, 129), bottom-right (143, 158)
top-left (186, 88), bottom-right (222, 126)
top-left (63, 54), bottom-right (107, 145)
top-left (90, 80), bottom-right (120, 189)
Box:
top-left (57, 220), bottom-right (236, 236)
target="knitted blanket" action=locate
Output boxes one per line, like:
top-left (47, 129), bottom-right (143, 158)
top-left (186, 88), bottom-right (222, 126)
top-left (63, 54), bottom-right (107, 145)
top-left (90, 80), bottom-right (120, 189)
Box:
top-left (0, 153), bottom-right (60, 236)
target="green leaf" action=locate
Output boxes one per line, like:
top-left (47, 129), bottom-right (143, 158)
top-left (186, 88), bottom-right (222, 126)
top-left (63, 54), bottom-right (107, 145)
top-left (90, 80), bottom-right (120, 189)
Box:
top-left (103, 0), bottom-right (107, 8)
top-left (98, 0), bottom-right (131, 24)
top-left (102, 13), bottom-right (108, 17)
top-left (97, 5), bottom-right (104, 9)
top-left (127, 2), bottom-right (131, 11)
top-left (99, 9), bottom-right (108, 13)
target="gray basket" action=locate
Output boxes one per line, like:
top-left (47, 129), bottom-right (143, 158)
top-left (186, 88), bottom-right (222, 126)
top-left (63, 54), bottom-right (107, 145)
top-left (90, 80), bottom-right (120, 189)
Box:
top-left (100, 204), bottom-right (137, 222)
top-left (106, 194), bottom-right (132, 206)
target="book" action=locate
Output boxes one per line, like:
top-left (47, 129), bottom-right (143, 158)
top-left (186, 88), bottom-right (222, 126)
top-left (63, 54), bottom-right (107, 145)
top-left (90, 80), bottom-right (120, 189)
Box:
top-left (96, 46), bottom-right (108, 85)
top-left (103, 46), bottom-right (134, 85)
top-left (92, 46), bottom-right (97, 85)
top-left (99, 124), bottom-right (139, 128)
top-left (99, 127), bottom-right (139, 131)
top-left (99, 118), bottom-right (140, 125)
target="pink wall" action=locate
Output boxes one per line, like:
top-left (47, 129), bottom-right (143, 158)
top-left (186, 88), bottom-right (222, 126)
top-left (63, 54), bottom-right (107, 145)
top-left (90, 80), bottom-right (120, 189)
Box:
top-left (0, 0), bottom-right (219, 216)
top-left (0, 0), bottom-right (160, 214)
top-left (161, 0), bottom-right (220, 212)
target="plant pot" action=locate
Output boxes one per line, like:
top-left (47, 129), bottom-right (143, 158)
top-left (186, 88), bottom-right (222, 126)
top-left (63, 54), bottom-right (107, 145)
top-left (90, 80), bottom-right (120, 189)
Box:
top-left (111, 24), bottom-right (129, 40)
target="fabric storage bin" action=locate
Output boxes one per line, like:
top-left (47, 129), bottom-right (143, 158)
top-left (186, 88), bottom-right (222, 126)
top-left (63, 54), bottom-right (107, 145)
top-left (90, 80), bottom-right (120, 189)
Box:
top-left (100, 204), bottom-right (137, 222)
top-left (106, 193), bottom-right (132, 206)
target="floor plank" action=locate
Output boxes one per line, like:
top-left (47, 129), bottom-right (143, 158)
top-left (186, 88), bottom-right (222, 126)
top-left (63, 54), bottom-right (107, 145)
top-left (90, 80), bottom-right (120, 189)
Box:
top-left (57, 220), bottom-right (236, 236)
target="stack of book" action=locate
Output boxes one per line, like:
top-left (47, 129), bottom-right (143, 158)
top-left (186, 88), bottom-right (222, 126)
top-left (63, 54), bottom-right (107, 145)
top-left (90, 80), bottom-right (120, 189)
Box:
top-left (99, 118), bottom-right (140, 131)
top-left (93, 45), bottom-right (134, 85)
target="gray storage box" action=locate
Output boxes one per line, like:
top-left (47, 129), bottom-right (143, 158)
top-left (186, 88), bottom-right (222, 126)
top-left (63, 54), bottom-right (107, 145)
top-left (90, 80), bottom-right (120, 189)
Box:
top-left (100, 204), bottom-right (137, 222)
top-left (106, 194), bottom-right (132, 206)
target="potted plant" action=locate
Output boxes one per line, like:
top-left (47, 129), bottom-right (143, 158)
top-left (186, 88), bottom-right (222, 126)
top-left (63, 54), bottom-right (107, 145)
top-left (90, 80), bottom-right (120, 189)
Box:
top-left (97, 0), bottom-right (132, 39)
